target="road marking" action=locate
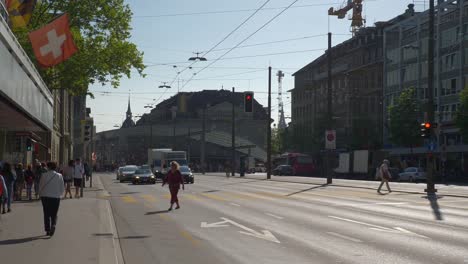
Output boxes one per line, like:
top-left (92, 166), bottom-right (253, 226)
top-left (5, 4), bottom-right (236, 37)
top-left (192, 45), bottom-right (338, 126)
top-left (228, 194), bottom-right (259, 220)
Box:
top-left (140, 194), bottom-right (157, 202)
top-left (184, 194), bottom-right (201, 201)
top-left (159, 214), bottom-right (170, 221)
top-left (265, 213), bottom-right (284, 220)
top-left (163, 194), bottom-right (171, 199)
top-left (327, 232), bottom-right (362, 243)
top-left (225, 192), bottom-right (257, 200)
top-left (374, 202), bottom-right (408, 205)
top-left (200, 193), bottom-right (227, 201)
top-left (253, 191), bottom-right (285, 199)
top-left (180, 231), bottom-right (200, 247)
top-left (328, 216), bottom-right (428, 238)
top-left (201, 217), bottom-right (280, 243)
top-left (121, 196), bottom-right (137, 203)
top-left (230, 203), bottom-right (241, 207)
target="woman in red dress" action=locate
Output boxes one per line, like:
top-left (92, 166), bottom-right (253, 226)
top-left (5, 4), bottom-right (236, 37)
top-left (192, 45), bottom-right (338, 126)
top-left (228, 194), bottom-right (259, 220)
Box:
top-left (162, 161), bottom-right (184, 211)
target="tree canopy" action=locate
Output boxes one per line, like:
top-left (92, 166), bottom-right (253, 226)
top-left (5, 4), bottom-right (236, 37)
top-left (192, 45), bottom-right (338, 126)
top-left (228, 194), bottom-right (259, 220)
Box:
top-left (456, 86), bottom-right (468, 142)
top-left (12, 0), bottom-right (145, 95)
top-left (388, 88), bottom-right (421, 148)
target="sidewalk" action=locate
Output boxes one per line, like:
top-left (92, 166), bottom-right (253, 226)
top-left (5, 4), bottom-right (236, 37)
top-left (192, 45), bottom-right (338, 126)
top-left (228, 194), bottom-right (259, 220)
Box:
top-left (204, 172), bottom-right (468, 198)
top-left (0, 175), bottom-right (123, 264)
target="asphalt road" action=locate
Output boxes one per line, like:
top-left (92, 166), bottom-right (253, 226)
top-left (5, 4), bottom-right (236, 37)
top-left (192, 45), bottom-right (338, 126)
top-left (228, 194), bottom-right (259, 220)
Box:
top-left (99, 172), bottom-right (468, 264)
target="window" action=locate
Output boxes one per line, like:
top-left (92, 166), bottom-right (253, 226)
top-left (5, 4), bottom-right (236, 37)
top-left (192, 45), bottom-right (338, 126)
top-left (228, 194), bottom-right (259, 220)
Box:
top-left (451, 78), bottom-right (457, 94)
top-left (443, 53), bottom-right (457, 71)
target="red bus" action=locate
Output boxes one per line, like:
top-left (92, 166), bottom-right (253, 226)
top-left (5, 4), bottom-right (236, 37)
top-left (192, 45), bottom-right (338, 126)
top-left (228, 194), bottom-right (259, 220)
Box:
top-left (273, 153), bottom-right (315, 176)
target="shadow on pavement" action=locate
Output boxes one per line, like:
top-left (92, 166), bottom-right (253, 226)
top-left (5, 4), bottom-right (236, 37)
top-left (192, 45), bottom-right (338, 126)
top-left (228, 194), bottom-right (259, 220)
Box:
top-left (145, 210), bottom-right (169, 215)
top-left (425, 194), bottom-right (444, 221)
top-left (120, 191), bottom-right (140, 195)
top-left (0, 235), bottom-right (48, 245)
top-left (92, 233), bottom-right (113, 237)
top-left (286, 184), bottom-right (328, 197)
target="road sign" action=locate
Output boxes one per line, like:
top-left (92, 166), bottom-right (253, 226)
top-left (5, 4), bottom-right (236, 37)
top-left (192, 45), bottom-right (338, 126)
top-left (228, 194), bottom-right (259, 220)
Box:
top-left (325, 130), bottom-right (336, 150)
top-left (427, 141), bottom-right (436, 152)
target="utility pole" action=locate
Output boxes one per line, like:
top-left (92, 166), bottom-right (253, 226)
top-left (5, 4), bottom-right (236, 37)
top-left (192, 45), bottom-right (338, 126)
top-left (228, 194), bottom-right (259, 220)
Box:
top-left (267, 66), bottom-right (272, 180)
top-left (425, 0), bottom-right (437, 194)
top-left (231, 87), bottom-right (236, 177)
top-left (326, 32), bottom-right (333, 184)
top-left (187, 127), bottom-right (191, 164)
top-left (201, 106), bottom-right (206, 175)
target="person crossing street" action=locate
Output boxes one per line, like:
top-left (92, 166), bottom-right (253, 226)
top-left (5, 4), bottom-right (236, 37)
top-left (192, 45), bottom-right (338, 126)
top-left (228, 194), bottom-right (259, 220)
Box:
top-left (377, 159), bottom-right (392, 194)
top-left (162, 161), bottom-right (184, 211)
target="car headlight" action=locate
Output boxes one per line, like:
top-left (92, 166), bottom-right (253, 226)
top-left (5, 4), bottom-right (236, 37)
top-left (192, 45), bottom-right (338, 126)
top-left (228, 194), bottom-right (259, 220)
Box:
top-left (135, 176), bottom-right (140, 179)
top-left (150, 175), bottom-right (155, 178)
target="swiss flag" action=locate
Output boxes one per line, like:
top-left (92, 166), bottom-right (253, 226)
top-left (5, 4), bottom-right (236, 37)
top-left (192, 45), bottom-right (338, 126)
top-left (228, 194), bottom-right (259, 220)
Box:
top-left (28, 13), bottom-right (77, 68)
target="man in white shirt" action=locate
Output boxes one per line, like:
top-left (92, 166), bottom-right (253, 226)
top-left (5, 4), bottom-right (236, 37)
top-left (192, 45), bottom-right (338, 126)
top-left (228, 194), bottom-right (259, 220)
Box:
top-left (73, 158), bottom-right (84, 198)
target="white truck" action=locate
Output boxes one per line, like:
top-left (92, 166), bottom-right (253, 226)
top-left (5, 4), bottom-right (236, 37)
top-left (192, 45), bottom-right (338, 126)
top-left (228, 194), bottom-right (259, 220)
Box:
top-left (147, 149), bottom-right (187, 179)
top-left (333, 150), bottom-right (387, 179)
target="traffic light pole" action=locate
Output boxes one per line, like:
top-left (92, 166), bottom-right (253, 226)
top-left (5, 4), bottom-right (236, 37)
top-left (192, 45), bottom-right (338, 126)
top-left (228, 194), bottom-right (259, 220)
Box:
top-left (326, 32), bottom-right (333, 185)
top-left (232, 87), bottom-right (236, 177)
top-left (267, 67), bottom-right (272, 180)
top-left (425, 0), bottom-right (437, 194)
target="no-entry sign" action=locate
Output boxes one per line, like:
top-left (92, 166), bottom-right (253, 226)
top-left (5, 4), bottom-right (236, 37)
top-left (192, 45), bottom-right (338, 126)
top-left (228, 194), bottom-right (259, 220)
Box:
top-left (325, 130), bottom-right (336, 150)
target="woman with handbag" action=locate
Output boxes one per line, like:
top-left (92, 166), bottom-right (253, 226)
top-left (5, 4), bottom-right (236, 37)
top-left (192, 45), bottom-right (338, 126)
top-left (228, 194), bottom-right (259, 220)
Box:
top-left (39, 161), bottom-right (64, 236)
top-left (377, 159), bottom-right (392, 194)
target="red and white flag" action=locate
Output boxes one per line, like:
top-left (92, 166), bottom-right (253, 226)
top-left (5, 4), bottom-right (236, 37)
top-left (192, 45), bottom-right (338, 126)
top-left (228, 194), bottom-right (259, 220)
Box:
top-left (28, 13), bottom-right (77, 68)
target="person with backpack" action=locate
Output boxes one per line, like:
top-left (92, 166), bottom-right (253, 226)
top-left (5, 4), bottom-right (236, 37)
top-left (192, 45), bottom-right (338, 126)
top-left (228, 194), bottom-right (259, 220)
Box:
top-left (2, 162), bottom-right (15, 213)
top-left (25, 164), bottom-right (35, 201)
top-left (15, 163), bottom-right (25, 201)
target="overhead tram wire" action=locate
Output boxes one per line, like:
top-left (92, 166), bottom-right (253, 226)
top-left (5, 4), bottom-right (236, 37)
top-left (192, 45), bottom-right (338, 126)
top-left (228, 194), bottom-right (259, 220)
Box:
top-left (151, 0), bottom-right (273, 107)
top-left (179, 0), bottom-right (302, 92)
top-left (133, 2), bottom-right (343, 18)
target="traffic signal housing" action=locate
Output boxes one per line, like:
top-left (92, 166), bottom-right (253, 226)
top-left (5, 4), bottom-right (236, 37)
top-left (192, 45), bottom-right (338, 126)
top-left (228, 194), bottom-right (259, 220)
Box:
top-left (26, 138), bottom-right (32, 151)
top-left (84, 124), bottom-right (91, 142)
top-left (244, 91), bottom-right (254, 113)
top-left (420, 122), bottom-right (437, 138)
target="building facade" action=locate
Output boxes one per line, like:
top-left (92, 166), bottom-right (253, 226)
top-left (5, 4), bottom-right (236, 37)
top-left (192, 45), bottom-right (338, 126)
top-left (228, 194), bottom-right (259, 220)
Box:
top-left (0, 4), bottom-right (53, 165)
top-left (292, 24), bottom-right (386, 153)
top-left (383, 0), bottom-right (468, 175)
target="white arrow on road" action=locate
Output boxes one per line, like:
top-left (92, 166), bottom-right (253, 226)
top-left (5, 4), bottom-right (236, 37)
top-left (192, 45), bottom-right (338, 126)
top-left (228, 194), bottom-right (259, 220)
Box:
top-left (328, 216), bottom-right (428, 238)
top-left (201, 217), bottom-right (280, 243)
top-left (201, 219), bottom-right (230, 228)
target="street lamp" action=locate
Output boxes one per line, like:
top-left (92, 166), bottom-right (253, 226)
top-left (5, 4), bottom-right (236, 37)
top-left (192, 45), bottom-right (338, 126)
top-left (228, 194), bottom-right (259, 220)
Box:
top-left (188, 52), bottom-right (207, 61)
top-left (158, 82), bottom-right (172, 89)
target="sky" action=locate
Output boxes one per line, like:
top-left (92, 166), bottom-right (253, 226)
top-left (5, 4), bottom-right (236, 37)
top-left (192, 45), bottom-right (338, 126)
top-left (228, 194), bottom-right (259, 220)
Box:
top-left (88, 0), bottom-right (427, 132)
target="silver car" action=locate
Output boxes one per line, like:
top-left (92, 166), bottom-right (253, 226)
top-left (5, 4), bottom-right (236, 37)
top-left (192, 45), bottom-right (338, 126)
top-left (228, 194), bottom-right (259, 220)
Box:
top-left (398, 167), bottom-right (427, 182)
top-left (119, 165), bottom-right (138, 182)
top-left (179, 166), bottom-right (194, 184)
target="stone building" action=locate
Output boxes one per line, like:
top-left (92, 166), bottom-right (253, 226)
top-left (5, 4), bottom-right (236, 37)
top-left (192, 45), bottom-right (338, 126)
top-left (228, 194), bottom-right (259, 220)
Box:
top-left (383, 0), bottom-right (468, 177)
top-left (291, 24), bottom-right (387, 153)
top-left (95, 90), bottom-right (268, 170)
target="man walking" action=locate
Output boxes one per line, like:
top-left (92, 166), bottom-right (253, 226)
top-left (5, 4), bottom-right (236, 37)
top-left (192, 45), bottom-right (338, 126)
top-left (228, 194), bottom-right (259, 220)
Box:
top-left (73, 158), bottom-right (84, 198)
top-left (39, 162), bottom-right (64, 236)
top-left (377, 159), bottom-right (392, 194)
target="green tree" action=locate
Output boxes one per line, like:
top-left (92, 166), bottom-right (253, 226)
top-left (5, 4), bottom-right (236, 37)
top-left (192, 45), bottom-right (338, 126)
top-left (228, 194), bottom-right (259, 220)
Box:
top-left (456, 86), bottom-right (468, 142)
top-left (12, 0), bottom-right (145, 95)
top-left (388, 88), bottom-right (421, 148)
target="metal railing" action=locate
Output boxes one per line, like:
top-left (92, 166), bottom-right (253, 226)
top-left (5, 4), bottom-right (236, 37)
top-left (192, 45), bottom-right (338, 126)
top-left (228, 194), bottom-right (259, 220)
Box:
top-left (0, 0), bottom-right (8, 24)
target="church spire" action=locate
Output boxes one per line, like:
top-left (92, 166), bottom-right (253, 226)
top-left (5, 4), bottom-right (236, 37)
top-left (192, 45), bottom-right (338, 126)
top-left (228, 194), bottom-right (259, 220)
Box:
top-left (121, 95), bottom-right (135, 128)
top-left (126, 96), bottom-right (132, 117)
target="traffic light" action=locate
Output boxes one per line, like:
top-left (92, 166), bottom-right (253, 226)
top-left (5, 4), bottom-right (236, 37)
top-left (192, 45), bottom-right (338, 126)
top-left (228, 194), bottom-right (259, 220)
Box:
top-left (244, 92), bottom-right (254, 113)
top-left (420, 122), bottom-right (431, 138)
top-left (84, 124), bottom-right (91, 141)
top-left (26, 138), bottom-right (32, 151)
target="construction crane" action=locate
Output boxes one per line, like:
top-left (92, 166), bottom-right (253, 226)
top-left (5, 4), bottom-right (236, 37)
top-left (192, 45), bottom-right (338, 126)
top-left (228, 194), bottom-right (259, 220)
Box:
top-left (328, 0), bottom-right (365, 34)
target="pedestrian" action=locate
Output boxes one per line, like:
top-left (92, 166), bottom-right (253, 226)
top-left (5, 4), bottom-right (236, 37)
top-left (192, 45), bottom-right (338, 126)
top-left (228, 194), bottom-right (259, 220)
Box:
top-left (1, 162), bottom-right (15, 212)
top-left (162, 161), bottom-right (184, 211)
top-left (62, 160), bottom-right (74, 199)
top-left (73, 158), bottom-right (84, 198)
top-left (15, 163), bottom-right (25, 201)
top-left (25, 164), bottom-right (35, 201)
top-left (0, 172), bottom-right (7, 214)
top-left (34, 161), bottom-right (46, 199)
top-left (39, 161), bottom-right (64, 236)
top-left (377, 159), bottom-right (392, 194)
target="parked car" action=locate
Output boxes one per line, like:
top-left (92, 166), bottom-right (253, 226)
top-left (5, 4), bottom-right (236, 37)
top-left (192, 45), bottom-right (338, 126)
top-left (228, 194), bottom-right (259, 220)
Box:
top-left (272, 165), bottom-right (293, 176)
top-left (132, 168), bottom-right (156, 185)
top-left (116, 167), bottom-right (124, 180)
top-left (255, 163), bottom-right (267, 173)
top-left (398, 167), bottom-right (427, 182)
top-left (179, 165), bottom-right (194, 184)
top-left (119, 165), bottom-right (138, 182)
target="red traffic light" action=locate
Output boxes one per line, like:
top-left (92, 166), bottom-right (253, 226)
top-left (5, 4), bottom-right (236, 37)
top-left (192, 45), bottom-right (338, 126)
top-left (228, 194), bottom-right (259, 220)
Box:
top-left (424, 123), bottom-right (431, 129)
top-left (246, 95), bottom-right (252, 101)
